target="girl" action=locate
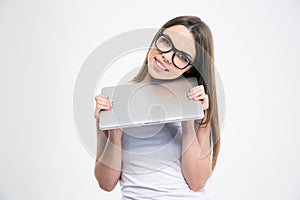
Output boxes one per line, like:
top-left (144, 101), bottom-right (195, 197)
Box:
top-left (94, 16), bottom-right (220, 200)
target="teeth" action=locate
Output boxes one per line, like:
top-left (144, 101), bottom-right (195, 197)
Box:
top-left (156, 60), bottom-right (167, 71)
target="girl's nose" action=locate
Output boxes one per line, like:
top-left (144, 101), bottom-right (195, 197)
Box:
top-left (162, 52), bottom-right (173, 64)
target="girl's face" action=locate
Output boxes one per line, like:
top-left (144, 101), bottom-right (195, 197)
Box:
top-left (146, 25), bottom-right (196, 81)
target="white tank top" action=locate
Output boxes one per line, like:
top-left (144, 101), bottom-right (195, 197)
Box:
top-left (120, 121), bottom-right (210, 200)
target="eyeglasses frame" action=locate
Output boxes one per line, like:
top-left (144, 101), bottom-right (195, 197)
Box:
top-left (154, 30), bottom-right (194, 70)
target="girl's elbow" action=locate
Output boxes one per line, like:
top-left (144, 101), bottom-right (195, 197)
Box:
top-left (94, 167), bottom-right (117, 192)
top-left (188, 181), bottom-right (206, 192)
top-left (98, 181), bottom-right (116, 192)
top-left (94, 173), bottom-right (118, 192)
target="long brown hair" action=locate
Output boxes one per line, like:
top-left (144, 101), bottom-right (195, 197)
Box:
top-left (132, 16), bottom-right (220, 172)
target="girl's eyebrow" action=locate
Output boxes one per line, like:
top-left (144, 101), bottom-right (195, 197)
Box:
top-left (164, 33), bottom-right (193, 60)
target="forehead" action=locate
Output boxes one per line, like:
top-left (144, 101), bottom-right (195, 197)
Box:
top-left (163, 25), bottom-right (196, 59)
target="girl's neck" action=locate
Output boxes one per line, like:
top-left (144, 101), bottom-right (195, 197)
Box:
top-left (140, 73), bottom-right (154, 83)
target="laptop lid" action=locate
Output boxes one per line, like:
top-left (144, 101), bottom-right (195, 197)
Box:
top-left (99, 77), bottom-right (204, 130)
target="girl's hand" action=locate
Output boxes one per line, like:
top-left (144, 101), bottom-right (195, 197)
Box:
top-left (187, 85), bottom-right (209, 110)
top-left (94, 94), bottom-right (113, 119)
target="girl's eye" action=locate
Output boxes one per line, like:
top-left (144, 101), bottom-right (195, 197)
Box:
top-left (177, 52), bottom-right (189, 62)
top-left (161, 37), bottom-right (171, 47)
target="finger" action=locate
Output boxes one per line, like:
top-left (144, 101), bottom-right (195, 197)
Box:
top-left (189, 85), bottom-right (205, 93)
top-left (200, 95), bottom-right (209, 110)
top-left (197, 93), bottom-right (208, 100)
top-left (192, 98), bottom-right (209, 110)
top-left (94, 103), bottom-right (113, 119)
top-left (188, 90), bottom-right (206, 100)
top-left (95, 94), bottom-right (110, 102)
top-left (191, 87), bottom-right (205, 95)
top-left (188, 86), bottom-right (205, 97)
top-left (95, 94), bottom-right (105, 100)
top-left (96, 97), bottom-right (110, 103)
top-left (202, 101), bottom-right (209, 110)
top-left (191, 93), bottom-right (208, 101)
top-left (97, 102), bottom-right (113, 110)
top-left (193, 94), bottom-right (207, 101)
top-left (96, 98), bottom-right (112, 106)
top-left (190, 93), bottom-right (209, 108)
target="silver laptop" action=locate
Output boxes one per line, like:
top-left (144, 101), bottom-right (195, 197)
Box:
top-left (99, 77), bottom-right (204, 130)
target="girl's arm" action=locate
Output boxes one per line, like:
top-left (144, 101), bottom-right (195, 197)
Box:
top-left (93, 94), bottom-right (122, 192)
top-left (94, 119), bottom-right (123, 192)
top-left (181, 118), bottom-right (212, 191)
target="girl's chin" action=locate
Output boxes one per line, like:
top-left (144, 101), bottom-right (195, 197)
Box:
top-left (148, 71), bottom-right (176, 81)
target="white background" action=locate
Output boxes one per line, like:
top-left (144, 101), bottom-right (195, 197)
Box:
top-left (1, 0), bottom-right (300, 199)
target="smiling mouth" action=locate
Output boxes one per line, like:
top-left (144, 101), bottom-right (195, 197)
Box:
top-left (154, 58), bottom-right (169, 72)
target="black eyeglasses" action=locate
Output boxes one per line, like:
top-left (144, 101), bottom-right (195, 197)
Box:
top-left (154, 31), bottom-right (194, 70)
